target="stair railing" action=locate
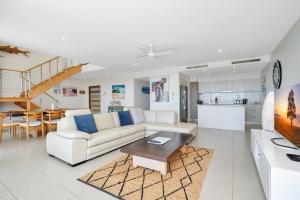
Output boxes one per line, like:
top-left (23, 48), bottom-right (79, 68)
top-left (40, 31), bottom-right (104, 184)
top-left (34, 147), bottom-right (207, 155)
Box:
top-left (0, 56), bottom-right (81, 98)
top-left (20, 75), bottom-right (59, 103)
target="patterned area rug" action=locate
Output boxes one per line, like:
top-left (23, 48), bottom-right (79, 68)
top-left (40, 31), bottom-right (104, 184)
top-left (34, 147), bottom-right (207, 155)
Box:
top-left (78, 146), bottom-right (213, 200)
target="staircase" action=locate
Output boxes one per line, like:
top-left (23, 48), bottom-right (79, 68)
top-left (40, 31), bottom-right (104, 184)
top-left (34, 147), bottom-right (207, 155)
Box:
top-left (15, 102), bottom-right (40, 110)
top-left (0, 56), bottom-right (85, 110)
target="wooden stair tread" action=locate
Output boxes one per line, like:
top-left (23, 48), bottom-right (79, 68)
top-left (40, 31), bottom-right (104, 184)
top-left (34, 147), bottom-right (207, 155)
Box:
top-left (0, 97), bottom-right (31, 102)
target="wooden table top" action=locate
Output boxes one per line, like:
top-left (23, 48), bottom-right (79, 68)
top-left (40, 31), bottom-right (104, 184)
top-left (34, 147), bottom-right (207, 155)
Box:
top-left (120, 132), bottom-right (193, 162)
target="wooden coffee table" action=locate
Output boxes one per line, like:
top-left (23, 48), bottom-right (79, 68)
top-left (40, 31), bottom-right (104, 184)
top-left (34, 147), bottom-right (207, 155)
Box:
top-left (121, 131), bottom-right (193, 175)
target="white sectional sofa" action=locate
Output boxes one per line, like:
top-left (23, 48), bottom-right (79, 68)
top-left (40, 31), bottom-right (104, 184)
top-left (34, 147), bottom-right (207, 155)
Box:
top-left (46, 109), bottom-right (197, 166)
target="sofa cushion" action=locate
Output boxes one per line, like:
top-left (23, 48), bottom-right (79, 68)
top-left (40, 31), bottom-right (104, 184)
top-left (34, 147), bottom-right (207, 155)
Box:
top-left (58, 117), bottom-right (77, 130)
top-left (142, 122), bottom-right (197, 134)
top-left (130, 108), bottom-right (146, 124)
top-left (74, 114), bottom-right (98, 134)
top-left (57, 130), bottom-right (92, 140)
top-left (143, 110), bottom-right (156, 123)
top-left (118, 111), bottom-right (133, 126)
top-left (155, 111), bottom-right (177, 124)
top-left (111, 112), bottom-right (120, 127)
top-left (87, 124), bottom-right (145, 147)
top-left (93, 113), bottom-right (115, 131)
top-left (65, 109), bottom-right (91, 117)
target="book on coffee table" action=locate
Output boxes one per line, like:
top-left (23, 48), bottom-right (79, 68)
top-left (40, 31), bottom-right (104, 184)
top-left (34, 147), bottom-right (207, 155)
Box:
top-left (147, 137), bottom-right (171, 145)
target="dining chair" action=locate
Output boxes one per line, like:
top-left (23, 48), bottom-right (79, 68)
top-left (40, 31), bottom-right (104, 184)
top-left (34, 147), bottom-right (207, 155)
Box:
top-left (0, 113), bottom-right (17, 143)
top-left (18, 111), bottom-right (44, 142)
top-left (43, 110), bottom-right (63, 133)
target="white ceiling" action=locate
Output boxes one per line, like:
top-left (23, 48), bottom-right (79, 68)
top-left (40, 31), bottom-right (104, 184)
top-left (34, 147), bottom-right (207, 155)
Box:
top-left (0, 0), bottom-right (299, 75)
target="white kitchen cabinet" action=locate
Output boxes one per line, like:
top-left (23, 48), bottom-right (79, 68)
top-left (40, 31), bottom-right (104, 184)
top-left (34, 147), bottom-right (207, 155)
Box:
top-left (246, 104), bottom-right (262, 124)
top-left (198, 81), bottom-right (220, 92)
top-left (245, 79), bottom-right (261, 91)
top-left (232, 79), bottom-right (246, 92)
top-left (198, 82), bottom-right (207, 92)
top-left (220, 80), bottom-right (233, 91)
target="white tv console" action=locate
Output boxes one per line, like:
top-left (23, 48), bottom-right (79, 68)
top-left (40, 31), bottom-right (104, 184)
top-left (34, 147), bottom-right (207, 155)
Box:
top-left (251, 129), bottom-right (300, 200)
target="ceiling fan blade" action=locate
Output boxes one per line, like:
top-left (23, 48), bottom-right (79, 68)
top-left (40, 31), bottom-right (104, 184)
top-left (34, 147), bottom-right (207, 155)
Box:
top-left (155, 49), bottom-right (175, 56)
top-left (135, 54), bottom-right (149, 59)
top-left (137, 47), bottom-right (148, 54)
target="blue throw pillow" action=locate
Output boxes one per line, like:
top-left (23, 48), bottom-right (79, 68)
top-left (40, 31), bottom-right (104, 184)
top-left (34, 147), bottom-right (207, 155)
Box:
top-left (74, 114), bottom-right (98, 134)
top-left (118, 111), bottom-right (133, 126)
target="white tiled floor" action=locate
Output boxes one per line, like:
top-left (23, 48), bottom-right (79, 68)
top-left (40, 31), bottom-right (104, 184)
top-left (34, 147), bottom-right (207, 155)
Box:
top-left (0, 126), bottom-right (266, 200)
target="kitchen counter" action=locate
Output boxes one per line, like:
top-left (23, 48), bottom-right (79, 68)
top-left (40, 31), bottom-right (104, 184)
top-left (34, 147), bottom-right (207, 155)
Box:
top-left (198, 104), bottom-right (245, 131)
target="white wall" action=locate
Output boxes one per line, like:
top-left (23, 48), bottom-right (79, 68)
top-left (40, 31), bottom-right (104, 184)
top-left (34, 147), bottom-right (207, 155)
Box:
top-left (0, 102), bottom-right (24, 112)
top-left (0, 48), bottom-right (53, 70)
top-left (33, 78), bottom-right (90, 109)
top-left (134, 79), bottom-right (150, 110)
top-left (85, 67), bottom-right (182, 116)
top-left (261, 18), bottom-right (300, 93)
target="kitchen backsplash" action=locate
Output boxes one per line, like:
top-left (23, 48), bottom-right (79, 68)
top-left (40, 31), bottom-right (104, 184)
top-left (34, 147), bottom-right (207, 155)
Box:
top-left (199, 91), bottom-right (263, 104)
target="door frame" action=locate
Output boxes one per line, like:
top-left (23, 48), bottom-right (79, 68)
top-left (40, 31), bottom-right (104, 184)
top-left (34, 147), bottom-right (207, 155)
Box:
top-left (89, 85), bottom-right (101, 113)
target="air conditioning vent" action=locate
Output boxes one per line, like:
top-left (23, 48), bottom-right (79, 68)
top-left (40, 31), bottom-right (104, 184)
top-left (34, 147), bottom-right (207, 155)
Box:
top-left (186, 65), bottom-right (208, 70)
top-left (232, 58), bottom-right (261, 65)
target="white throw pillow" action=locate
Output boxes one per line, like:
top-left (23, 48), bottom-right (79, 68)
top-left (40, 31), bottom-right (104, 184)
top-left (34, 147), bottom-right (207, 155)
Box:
top-left (143, 110), bottom-right (156, 123)
top-left (111, 112), bottom-right (120, 127)
top-left (130, 108), bottom-right (146, 124)
top-left (93, 113), bottom-right (115, 131)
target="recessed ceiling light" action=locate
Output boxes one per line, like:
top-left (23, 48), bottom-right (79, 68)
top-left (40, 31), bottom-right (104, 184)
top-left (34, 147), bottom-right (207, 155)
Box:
top-left (133, 63), bottom-right (138, 66)
top-left (218, 49), bottom-right (223, 53)
top-left (105, 71), bottom-right (109, 75)
top-left (233, 70), bottom-right (236, 73)
top-left (233, 65), bottom-right (236, 69)
top-left (203, 69), bottom-right (206, 72)
top-left (61, 37), bottom-right (66, 41)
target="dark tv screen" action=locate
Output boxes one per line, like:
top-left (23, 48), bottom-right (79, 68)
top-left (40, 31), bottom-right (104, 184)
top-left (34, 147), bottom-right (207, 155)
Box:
top-left (275, 83), bottom-right (300, 148)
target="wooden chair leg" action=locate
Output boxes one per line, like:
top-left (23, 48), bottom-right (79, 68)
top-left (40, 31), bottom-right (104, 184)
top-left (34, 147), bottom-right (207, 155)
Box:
top-left (19, 126), bottom-right (22, 141)
top-left (0, 128), bottom-right (2, 143)
top-left (26, 127), bottom-right (30, 142)
top-left (42, 125), bottom-right (45, 140)
top-left (13, 126), bottom-right (16, 137)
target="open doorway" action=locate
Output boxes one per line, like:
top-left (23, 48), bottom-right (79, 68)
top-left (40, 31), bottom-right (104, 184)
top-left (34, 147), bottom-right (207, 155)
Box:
top-left (134, 77), bottom-right (150, 110)
top-left (89, 85), bottom-right (101, 113)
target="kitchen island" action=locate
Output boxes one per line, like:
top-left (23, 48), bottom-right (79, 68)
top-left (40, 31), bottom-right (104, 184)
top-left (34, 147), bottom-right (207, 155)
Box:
top-left (198, 104), bottom-right (245, 131)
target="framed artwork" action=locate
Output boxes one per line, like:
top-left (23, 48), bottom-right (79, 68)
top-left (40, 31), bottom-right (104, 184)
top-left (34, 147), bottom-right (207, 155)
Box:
top-left (142, 86), bottom-right (150, 94)
top-left (112, 84), bottom-right (125, 99)
top-left (53, 84), bottom-right (61, 95)
top-left (151, 76), bottom-right (169, 102)
top-left (63, 86), bottom-right (77, 96)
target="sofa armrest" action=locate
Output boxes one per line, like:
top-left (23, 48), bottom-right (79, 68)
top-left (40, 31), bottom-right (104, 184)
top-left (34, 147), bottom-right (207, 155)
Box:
top-left (57, 130), bottom-right (92, 140)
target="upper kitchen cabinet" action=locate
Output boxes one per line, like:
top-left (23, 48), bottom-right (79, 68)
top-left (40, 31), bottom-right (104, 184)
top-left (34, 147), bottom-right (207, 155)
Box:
top-left (199, 81), bottom-right (220, 92)
top-left (232, 79), bottom-right (246, 92)
top-left (220, 80), bottom-right (233, 91)
top-left (245, 79), bottom-right (261, 91)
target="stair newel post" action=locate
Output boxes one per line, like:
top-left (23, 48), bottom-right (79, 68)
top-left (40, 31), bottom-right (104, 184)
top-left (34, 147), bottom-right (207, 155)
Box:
top-left (49, 61), bottom-right (51, 81)
top-left (20, 72), bottom-right (23, 94)
top-left (28, 71), bottom-right (31, 92)
top-left (24, 71), bottom-right (28, 97)
top-left (40, 65), bottom-right (43, 83)
top-left (56, 57), bottom-right (59, 75)
top-left (65, 58), bottom-right (68, 71)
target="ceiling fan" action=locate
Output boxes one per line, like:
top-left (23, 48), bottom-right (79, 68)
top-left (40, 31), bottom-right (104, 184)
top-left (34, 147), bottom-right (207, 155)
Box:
top-left (136, 44), bottom-right (174, 60)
